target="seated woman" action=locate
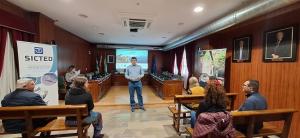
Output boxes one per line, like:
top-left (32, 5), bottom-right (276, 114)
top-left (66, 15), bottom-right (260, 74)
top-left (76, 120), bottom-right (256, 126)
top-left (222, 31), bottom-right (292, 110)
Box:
top-left (183, 77), bottom-right (205, 110)
top-left (65, 76), bottom-right (103, 138)
top-left (65, 65), bottom-right (80, 89)
top-left (189, 77), bottom-right (221, 127)
top-left (187, 77), bottom-right (205, 95)
top-left (191, 84), bottom-right (235, 138)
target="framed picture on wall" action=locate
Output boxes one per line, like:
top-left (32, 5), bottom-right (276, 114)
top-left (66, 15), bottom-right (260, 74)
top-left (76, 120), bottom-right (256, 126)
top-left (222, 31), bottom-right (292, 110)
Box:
top-left (107, 55), bottom-right (114, 63)
top-left (263, 25), bottom-right (298, 62)
top-left (232, 36), bottom-right (252, 62)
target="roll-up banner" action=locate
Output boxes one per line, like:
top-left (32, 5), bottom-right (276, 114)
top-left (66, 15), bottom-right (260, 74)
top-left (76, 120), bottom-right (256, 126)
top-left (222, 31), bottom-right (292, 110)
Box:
top-left (17, 41), bottom-right (58, 105)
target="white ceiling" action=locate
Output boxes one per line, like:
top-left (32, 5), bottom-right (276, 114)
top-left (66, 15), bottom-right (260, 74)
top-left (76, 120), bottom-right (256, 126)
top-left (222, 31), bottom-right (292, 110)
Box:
top-left (8, 0), bottom-right (257, 46)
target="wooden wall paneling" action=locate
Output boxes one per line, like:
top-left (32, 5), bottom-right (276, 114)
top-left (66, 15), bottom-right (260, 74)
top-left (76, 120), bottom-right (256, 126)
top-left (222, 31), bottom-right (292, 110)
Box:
top-left (0, 0), bottom-right (29, 19)
top-left (97, 48), bottom-right (116, 73)
top-left (38, 14), bottom-right (54, 43)
top-left (191, 4), bottom-right (300, 137)
top-left (54, 26), bottom-right (95, 76)
top-left (148, 50), bottom-right (163, 73)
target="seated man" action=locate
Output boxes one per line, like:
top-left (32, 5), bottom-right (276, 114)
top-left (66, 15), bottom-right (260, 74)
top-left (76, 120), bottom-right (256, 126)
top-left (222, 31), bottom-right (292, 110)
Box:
top-left (236, 80), bottom-right (268, 134)
top-left (1, 78), bottom-right (55, 135)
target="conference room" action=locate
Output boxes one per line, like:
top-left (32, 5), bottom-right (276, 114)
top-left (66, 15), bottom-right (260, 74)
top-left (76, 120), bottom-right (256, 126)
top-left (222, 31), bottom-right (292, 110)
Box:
top-left (0, 0), bottom-right (299, 138)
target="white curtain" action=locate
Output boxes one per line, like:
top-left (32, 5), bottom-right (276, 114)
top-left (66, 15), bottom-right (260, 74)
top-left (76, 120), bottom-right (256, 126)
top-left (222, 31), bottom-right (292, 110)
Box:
top-left (181, 48), bottom-right (189, 89)
top-left (0, 32), bottom-right (17, 103)
top-left (173, 54), bottom-right (178, 75)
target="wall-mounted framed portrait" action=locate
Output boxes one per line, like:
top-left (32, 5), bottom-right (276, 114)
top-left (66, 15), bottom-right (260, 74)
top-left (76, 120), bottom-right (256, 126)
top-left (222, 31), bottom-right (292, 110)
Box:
top-left (263, 25), bottom-right (298, 62)
top-left (107, 55), bottom-right (114, 63)
top-left (232, 36), bottom-right (252, 62)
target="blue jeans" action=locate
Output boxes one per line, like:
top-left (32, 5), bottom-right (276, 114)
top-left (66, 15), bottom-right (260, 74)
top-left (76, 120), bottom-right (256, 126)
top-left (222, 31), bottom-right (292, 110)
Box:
top-left (66, 111), bottom-right (102, 136)
top-left (191, 111), bottom-right (196, 128)
top-left (129, 81), bottom-right (144, 108)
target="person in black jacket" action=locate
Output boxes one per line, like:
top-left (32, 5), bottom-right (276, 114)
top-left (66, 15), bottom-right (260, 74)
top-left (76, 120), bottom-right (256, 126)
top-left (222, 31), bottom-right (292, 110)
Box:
top-left (1, 78), bottom-right (55, 136)
top-left (65, 76), bottom-right (103, 138)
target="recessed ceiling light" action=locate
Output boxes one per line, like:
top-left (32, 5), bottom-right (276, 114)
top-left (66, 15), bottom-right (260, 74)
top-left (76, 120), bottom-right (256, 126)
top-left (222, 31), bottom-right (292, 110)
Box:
top-left (194, 6), bottom-right (204, 13)
top-left (78, 14), bottom-right (88, 18)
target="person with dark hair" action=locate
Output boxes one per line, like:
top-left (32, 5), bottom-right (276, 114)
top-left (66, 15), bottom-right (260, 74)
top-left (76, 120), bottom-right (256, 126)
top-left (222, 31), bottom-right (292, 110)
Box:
top-left (65, 65), bottom-right (80, 88)
top-left (199, 75), bottom-right (219, 88)
top-left (235, 80), bottom-right (267, 134)
top-left (1, 78), bottom-right (55, 136)
top-left (192, 84), bottom-right (235, 137)
top-left (125, 57), bottom-right (145, 112)
top-left (190, 76), bottom-right (222, 127)
top-left (199, 73), bottom-right (209, 87)
top-left (65, 76), bottom-right (103, 138)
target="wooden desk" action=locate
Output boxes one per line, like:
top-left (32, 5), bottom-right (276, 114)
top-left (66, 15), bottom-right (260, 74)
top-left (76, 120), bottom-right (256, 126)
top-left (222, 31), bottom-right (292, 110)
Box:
top-left (112, 74), bottom-right (149, 86)
top-left (87, 74), bottom-right (112, 102)
top-left (149, 74), bottom-right (183, 99)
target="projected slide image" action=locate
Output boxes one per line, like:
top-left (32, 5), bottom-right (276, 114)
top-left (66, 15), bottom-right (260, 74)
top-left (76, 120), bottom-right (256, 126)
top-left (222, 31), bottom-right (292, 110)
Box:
top-left (116, 49), bottom-right (148, 71)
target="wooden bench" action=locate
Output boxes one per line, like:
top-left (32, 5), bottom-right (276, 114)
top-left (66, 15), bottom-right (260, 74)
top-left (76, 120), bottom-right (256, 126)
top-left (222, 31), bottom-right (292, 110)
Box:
top-left (169, 93), bottom-right (237, 135)
top-left (185, 109), bottom-right (297, 138)
top-left (231, 108), bottom-right (297, 138)
top-left (0, 105), bottom-right (90, 138)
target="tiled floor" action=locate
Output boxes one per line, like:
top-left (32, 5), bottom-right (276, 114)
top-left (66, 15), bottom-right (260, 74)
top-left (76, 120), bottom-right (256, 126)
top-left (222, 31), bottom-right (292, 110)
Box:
top-left (95, 86), bottom-right (174, 106)
top-left (95, 105), bottom-right (185, 138)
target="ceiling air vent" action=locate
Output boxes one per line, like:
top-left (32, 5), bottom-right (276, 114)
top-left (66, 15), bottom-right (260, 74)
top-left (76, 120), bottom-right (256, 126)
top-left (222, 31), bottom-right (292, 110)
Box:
top-left (129, 19), bottom-right (146, 28)
top-left (122, 18), bottom-right (152, 33)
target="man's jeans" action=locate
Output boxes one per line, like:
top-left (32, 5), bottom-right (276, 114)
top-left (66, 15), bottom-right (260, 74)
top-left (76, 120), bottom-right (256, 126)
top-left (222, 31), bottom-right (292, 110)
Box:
top-left (129, 81), bottom-right (144, 108)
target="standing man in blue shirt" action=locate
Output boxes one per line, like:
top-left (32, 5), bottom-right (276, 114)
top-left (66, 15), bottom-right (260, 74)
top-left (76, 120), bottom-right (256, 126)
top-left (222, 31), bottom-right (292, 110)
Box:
top-left (125, 57), bottom-right (145, 112)
top-left (236, 80), bottom-right (268, 134)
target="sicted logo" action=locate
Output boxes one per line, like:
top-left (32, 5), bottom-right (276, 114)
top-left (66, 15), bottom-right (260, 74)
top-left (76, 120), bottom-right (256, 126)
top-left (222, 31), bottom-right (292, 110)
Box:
top-left (34, 47), bottom-right (43, 54)
top-left (24, 47), bottom-right (52, 62)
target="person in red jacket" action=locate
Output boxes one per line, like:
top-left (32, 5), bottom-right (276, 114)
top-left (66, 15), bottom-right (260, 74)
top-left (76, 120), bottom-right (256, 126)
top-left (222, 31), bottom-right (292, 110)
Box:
top-left (193, 84), bottom-right (235, 138)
